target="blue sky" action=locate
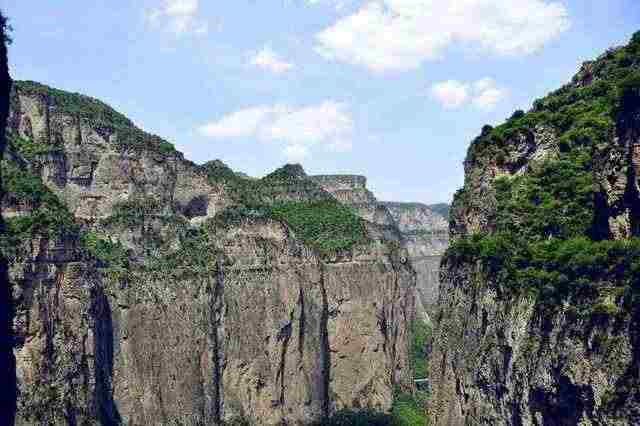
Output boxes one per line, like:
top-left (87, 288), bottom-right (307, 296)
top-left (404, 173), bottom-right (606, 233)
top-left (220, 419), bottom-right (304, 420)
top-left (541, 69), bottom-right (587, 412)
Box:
top-left (1, 1), bottom-right (639, 204)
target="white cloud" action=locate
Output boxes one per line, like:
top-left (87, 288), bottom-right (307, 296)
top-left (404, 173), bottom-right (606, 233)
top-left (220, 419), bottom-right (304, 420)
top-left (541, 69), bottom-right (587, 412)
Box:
top-left (315, 0), bottom-right (570, 72)
top-left (283, 145), bottom-right (310, 162)
top-left (430, 80), bottom-right (470, 109)
top-left (472, 78), bottom-right (508, 111)
top-left (147, 0), bottom-right (208, 36)
top-left (430, 78), bottom-right (507, 111)
top-left (198, 101), bottom-right (354, 161)
top-left (249, 47), bottom-right (295, 74)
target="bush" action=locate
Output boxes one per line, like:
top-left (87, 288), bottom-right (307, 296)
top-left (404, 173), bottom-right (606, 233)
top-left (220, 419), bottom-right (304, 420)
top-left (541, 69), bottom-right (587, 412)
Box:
top-left (8, 131), bottom-right (63, 160)
top-left (269, 200), bottom-right (367, 255)
top-left (315, 409), bottom-right (394, 426)
top-left (315, 394), bottom-right (429, 426)
top-left (409, 320), bottom-right (431, 379)
top-left (391, 393), bottom-right (429, 426)
top-left (80, 231), bottom-right (128, 269)
top-left (510, 110), bottom-right (525, 120)
top-left (2, 160), bottom-right (76, 238)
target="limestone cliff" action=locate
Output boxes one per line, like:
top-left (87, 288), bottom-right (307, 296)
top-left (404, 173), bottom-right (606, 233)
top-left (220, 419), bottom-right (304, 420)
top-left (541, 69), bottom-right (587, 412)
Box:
top-left (429, 33), bottom-right (640, 425)
top-left (382, 203), bottom-right (449, 321)
top-left (309, 177), bottom-right (450, 322)
top-left (2, 81), bottom-right (417, 425)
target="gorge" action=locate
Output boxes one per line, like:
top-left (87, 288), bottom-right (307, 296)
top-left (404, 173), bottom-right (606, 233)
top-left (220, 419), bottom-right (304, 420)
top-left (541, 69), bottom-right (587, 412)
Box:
top-left (1, 7), bottom-right (640, 426)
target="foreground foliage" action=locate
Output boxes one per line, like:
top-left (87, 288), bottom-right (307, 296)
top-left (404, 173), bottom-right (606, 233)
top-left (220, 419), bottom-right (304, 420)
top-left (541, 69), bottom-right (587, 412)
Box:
top-left (315, 392), bottom-right (428, 426)
top-left (447, 31), bottom-right (640, 312)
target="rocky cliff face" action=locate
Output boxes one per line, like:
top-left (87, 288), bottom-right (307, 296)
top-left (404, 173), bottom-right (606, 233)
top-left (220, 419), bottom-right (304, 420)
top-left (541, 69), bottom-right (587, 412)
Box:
top-left (0, 10), bottom-right (17, 426)
top-left (309, 177), bottom-right (449, 322)
top-left (429, 33), bottom-right (640, 425)
top-left (382, 203), bottom-right (449, 321)
top-left (309, 175), bottom-right (396, 228)
top-left (3, 81), bottom-right (417, 425)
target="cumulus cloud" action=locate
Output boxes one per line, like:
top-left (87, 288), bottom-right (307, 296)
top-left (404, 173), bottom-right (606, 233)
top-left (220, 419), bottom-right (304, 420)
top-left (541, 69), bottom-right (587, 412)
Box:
top-left (430, 80), bottom-right (470, 109)
top-left (430, 78), bottom-right (507, 111)
top-left (147, 0), bottom-right (208, 36)
top-left (198, 101), bottom-right (354, 161)
top-left (315, 0), bottom-right (570, 72)
top-left (249, 47), bottom-right (295, 74)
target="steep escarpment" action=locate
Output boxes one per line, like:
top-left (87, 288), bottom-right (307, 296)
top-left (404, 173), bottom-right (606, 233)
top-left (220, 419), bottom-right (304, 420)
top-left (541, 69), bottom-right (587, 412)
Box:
top-left (0, 10), bottom-right (16, 426)
top-left (430, 32), bottom-right (640, 425)
top-left (310, 177), bottom-right (449, 324)
top-left (382, 203), bottom-right (449, 321)
top-left (2, 81), bottom-right (417, 425)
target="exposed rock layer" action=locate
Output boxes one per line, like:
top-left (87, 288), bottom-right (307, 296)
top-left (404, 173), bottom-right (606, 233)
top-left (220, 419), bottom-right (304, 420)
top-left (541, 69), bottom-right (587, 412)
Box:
top-left (310, 177), bottom-right (450, 321)
top-left (5, 83), bottom-right (416, 425)
top-left (429, 36), bottom-right (640, 425)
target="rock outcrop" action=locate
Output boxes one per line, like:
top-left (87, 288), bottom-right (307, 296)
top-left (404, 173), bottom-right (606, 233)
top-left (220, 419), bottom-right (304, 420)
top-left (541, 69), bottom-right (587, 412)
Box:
top-left (0, 10), bottom-right (17, 426)
top-left (429, 33), bottom-right (640, 425)
top-left (382, 203), bottom-right (449, 320)
top-left (310, 177), bottom-right (450, 322)
top-left (3, 81), bottom-right (417, 425)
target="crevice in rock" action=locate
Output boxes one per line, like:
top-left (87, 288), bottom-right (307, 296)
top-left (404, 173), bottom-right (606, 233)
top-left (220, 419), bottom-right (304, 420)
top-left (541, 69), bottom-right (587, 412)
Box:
top-left (208, 255), bottom-right (226, 424)
top-left (276, 320), bottom-right (292, 408)
top-left (297, 285), bottom-right (305, 361)
top-left (319, 263), bottom-right (331, 418)
top-left (90, 285), bottom-right (121, 425)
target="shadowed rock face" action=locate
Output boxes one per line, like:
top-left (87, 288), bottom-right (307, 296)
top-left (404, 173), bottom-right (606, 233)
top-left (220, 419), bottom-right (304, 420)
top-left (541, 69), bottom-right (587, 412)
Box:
top-left (5, 83), bottom-right (416, 425)
top-left (429, 36), bottom-right (640, 426)
top-left (0, 10), bottom-right (17, 426)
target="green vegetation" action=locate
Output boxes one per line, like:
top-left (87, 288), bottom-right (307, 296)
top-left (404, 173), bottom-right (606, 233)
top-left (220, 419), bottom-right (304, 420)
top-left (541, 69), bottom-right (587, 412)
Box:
top-left (205, 163), bottom-right (367, 256)
top-left (391, 393), bottom-right (429, 426)
top-left (1, 160), bottom-right (76, 245)
top-left (493, 150), bottom-right (595, 240)
top-left (80, 231), bottom-right (129, 276)
top-left (0, 150), bottom-right (131, 274)
top-left (314, 409), bottom-right (395, 426)
top-left (7, 130), bottom-right (63, 160)
top-left (269, 200), bottom-right (367, 254)
top-left (315, 393), bottom-right (428, 426)
top-left (14, 80), bottom-right (177, 155)
top-left (448, 234), bottom-right (639, 309)
top-left (262, 163), bottom-right (306, 181)
top-left (448, 32), bottom-right (640, 311)
top-left (409, 320), bottom-right (431, 379)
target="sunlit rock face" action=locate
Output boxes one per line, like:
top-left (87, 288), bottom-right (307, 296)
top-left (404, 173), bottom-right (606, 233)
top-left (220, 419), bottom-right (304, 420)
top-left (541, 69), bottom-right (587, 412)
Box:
top-left (5, 82), bottom-right (416, 425)
top-left (382, 203), bottom-right (449, 320)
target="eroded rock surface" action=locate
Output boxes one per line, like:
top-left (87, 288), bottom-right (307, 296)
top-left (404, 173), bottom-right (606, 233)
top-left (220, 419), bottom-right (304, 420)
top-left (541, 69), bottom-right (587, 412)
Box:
top-left (309, 175), bottom-right (449, 322)
top-left (429, 36), bottom-right (640, 426)
top-left (4, 82), bottom-right (416, 425)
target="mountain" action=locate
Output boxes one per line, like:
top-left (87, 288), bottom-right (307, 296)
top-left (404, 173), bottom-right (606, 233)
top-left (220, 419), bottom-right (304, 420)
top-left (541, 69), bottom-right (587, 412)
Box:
top-left (429, 31), bottom-right (640, 425)
top-left (0, 76), bottom-right (448, 424)
top-left (425, 203), bottom-right (450, 220)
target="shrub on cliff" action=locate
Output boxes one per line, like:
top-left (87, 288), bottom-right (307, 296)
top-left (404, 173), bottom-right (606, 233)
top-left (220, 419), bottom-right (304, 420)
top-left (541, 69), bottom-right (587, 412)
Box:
top-left (315, 409), bottom-right (394, 426)
top-left (448, 31), bottom-right (640, 312)
top-left (269, 199), bottom-right (367, 255)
